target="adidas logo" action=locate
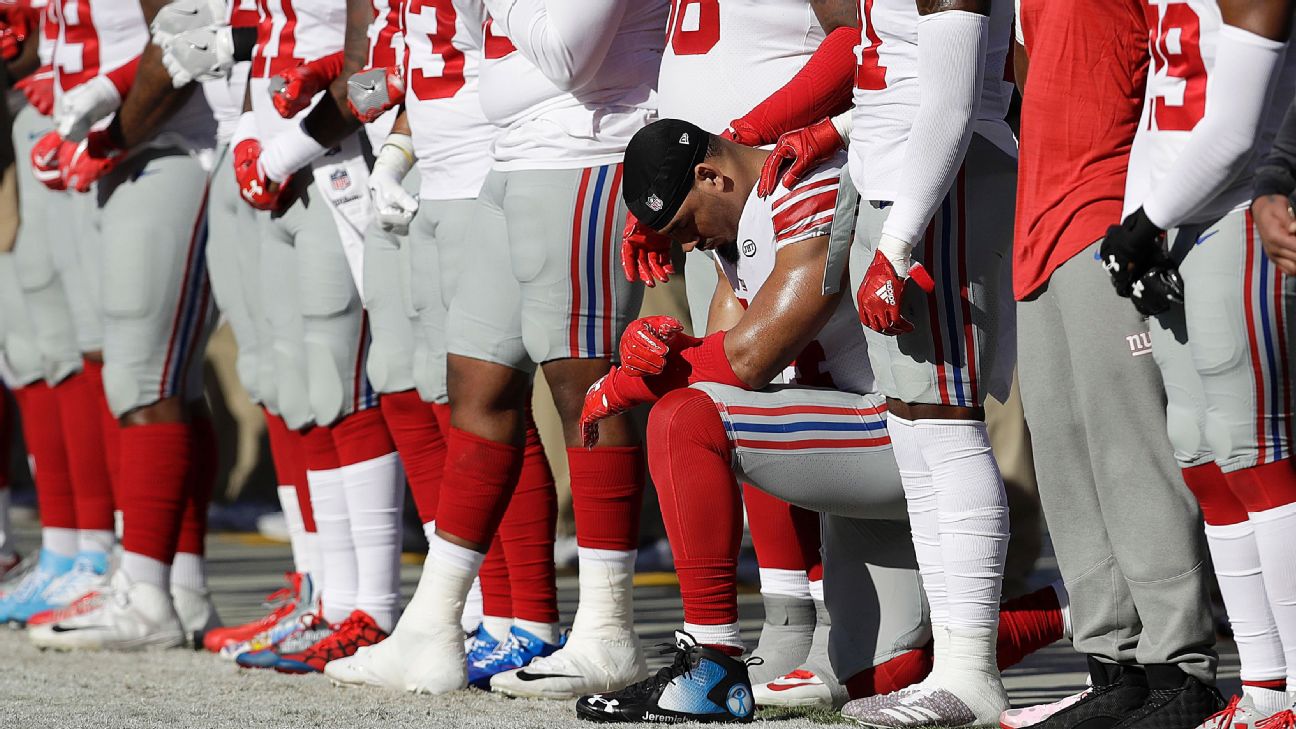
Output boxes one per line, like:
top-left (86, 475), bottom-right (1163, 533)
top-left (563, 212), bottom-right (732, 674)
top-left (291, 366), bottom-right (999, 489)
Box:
top-left (876, 281), bottom-right (895, 306)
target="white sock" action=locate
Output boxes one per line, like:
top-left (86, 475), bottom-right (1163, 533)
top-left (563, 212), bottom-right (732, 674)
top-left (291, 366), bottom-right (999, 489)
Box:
top-left (309, 465), bottom-right (356, 624)
top-left (390, 533), bottom-right (483, 636)
top-left (340, 451), bottom-right (404, 632)
top-left (463, 575), bottom-right (485, 634)
top-left (683, 621), bottom-right (744, 652)
top-left (1203, 520), bottom-right (1285, 686)
top-left (759, 568), bottom-right (811, 600)
top-left (940, 625), bottom-right (1009, 719)
top-left (572, 547), bottom-right (636, 638)
top-left (1249, 501), bottom-right (1296, 687)
top-left (808, 577), bottom-right (824, 603)
top-left (42, 526), bottom-right (78, 559)
top-left (482, 614), bottom-right (513, 641)
top-left (78, 529), bottom-right (115, 557)
top-left (171, 551), bottom-right (207, 592)
top-left (122, 550), bottom-right (170, 589)
top-left (302, 530), bottom-right (321, 585)
top-left (1243, 685), bottom-right (1290, 717)
top-left (916, 419), bottom-right (1008, 634)
top-left (515, 618), bottom-right (561, 645)
top-left (277, 485), bottom-right (310, 575)
top-left (0, 489), bottom-right (15, 559)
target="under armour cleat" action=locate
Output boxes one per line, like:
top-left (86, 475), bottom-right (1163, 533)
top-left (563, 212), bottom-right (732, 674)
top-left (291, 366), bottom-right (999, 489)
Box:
top-left (468, 625), bottom-right (564, 690)
top-left (203, 572), bottom-right (307, 654)
top-left (1000, 689), bottom-right (1092, 729)
top-left (274, 610), bottom-right (388, 674)
top-left (28, 571), bottom-right (184, 651)
top-left (236, 612), bottom-right (331, 669)
top-left (576, 631), bottom-right (756, 724)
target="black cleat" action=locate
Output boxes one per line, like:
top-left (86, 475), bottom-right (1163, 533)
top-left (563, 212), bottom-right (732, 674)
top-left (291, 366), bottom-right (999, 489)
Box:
top-left (1031, 657), bottom-right (1149, 729)
top-left (1111, 666), bottom-right (1223, 729)
top-left (576, 632), bottom-right (756, 724)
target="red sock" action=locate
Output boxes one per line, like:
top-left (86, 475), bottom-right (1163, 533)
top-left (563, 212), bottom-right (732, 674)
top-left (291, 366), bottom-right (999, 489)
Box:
top-left (1183, 461), bottom-right (1249, 526)
top-left (996, 583), bottom-right (1066, 669)
top-left (177, 415), bottom-right (217, 557)
top-left (331, 407), bottom-right (395, 466)
top-left (119, 422), bottom-right (193, 563)
top-left (480, 534), bottom-right (512, 620)
top-left (744, 485), bottom-right (821, 572)
top-left (55, 365), bottom-right (115, 532)
top-left (380, 390), bottom-right (446, 523)
top-left (1224, 458), bottom-right (1296, 513)
top-left (1244, 679), bottom-right (1288, 691)
top-left (436, 427), bottom-right (523, 547)
top-left (845, 648), bottom-right (934, 699)
top-left (566, 445), bottom-right (644, 551)
top-left (15, 384), bottom-right (77, 531)
top-left (264, 409), bottom-right (294, 487)
top-left (431, 402), bottom-right (451, 437)
top-left (499, 417), bottom-right (558, 624)
top-left (289, 429), bottom-right (316, 532)
top-left (648, 388), bottom-right (743, 626)
top-left (90, 363), bottom-right (122, 505)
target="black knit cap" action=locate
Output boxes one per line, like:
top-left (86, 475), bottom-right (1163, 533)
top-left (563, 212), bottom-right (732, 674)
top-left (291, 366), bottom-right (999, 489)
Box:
top-left (622, 118), bottom-right (711, 231)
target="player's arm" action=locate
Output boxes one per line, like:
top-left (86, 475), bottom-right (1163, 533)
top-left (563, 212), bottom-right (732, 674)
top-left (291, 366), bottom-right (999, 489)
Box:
top-left (1252, 97), bottom-right (1296, 273)
top-left (480, 0), bottom-right (626, 92)
top-left (1135, 0), bottom-right (1292, 231)
top-left (4, 16), bottom-right (40, 80)
top-left (811, 0), bottom-right (860, 32)
top-left (104, 0), bottom-right (199, 149)
top-left (300, 0), bottom-right (370, 144)
top-left (706, 261), bottom-right (745, 335)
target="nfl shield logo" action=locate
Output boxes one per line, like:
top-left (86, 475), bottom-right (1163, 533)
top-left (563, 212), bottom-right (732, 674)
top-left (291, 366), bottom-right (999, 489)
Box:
top-left (330, 169), bottom-right (352, 191)
top-left (646, 194), bottom-right (664, 212)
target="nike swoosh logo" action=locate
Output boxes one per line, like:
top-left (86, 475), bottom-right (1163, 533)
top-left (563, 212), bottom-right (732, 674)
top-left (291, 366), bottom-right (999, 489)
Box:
top-left (51, 624), bottom-right (103, 633)
top-left (1196, 230), bottom-right (1219, 245)
top-left (515, 671), bottom-right (583, 681)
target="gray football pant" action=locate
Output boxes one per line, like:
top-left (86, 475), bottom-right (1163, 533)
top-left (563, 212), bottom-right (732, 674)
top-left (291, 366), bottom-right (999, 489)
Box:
top-left (1018, 240), bottom-right (1216, 681)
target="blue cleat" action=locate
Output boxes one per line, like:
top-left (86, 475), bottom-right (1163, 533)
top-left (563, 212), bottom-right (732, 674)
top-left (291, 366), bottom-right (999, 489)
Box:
top-left (0, 549), bottom-right (75, 625)
top-left (466, 623), bottom-right (502, 666)
top-left (10, 551), bottom-right (109, 625)
top-left (468, 625), bottom-right (564, 690)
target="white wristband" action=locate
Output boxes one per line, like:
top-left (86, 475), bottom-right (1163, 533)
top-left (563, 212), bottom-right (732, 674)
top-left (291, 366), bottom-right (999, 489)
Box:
top-left (877, 232), bottom-right (914, 277)
top-left (259, 120), bottom-right (328, 183)
top-left (373, 133), bottom-right (415, 179)
top-left (830, 111), bottom-right (853, 146)
top-left (231, 111), bottom-right (257, 147)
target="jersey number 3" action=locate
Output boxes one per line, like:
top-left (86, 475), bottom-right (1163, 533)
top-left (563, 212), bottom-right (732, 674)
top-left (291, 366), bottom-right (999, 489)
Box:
top-left (406, 0), bottom-right (466, 100)
top-left (668, 0), bottom-right (719, 56)
top-left (1146, 1), bottom-right (1207, 131)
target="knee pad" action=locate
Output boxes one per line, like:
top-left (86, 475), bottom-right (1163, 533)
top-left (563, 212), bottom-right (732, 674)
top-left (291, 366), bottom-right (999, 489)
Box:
top-left (3, 334), bottom-right (46, 387)
top-left (305, 339), bottom-right (351, 426)
top-left (412, 342), bottom-right (448, 404)
top-left (1204, 413), bottom-right (1264, 473)
top-left (273, 346), bottom-right (314, 431)
top-left (1165, 397), bottom-right (1210, 468)
top-left (365, 337), bottom-right (415, 395)
top-left (102, 360), bottom-right (146, 417)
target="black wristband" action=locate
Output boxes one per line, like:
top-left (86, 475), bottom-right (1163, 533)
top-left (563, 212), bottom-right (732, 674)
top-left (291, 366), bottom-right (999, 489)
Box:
top-left (232, 27), bottom-right (257, 63)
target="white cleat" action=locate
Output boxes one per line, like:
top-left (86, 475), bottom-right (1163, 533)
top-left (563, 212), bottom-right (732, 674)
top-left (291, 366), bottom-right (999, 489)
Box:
top-left (324, 623), bottom-right (467, 694)
top-left (171, 584), bottom-right (221, 647)
top-left (490, 631), bottom-right (648, 699)
top-left (1188, 695), bottom-right (1269, 729)
top-left (29, 572), bottom-right (184, 651)
top-left (755, 668), bottom-right (838, 709)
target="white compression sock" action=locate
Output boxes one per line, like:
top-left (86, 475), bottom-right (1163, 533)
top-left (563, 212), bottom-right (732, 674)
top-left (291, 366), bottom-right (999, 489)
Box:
top-left (121, 550), bottom-right (170, 589)
top-left (683, 621), bottom-right (743, 652)
top-left (808, 577), bottom-right (824, 603)
top-left (1203, 520), bottom-right (1285, 687)
top-left (309, 464), bottom-right (356, 624)
top-left (463, 576), bottom-right (485, 634)
top-left (1249, 501), bottom-right (1296, 688)
top-left (277, 485), bottom-right (311, 575)
top-left (515, 618), bottom-right (561, 645)
top-left (43, 527), bottom-right (79, 559)
top-left (405, 533), bottom-right (484, 630)
top-left (340, 451), bottom-right (404, 632)
top-left (302, 531), bottom-right (321, 586)
top-left (759, 568), bottom-right (811, 600)
top-left (572, 547), bottom-right (637, 638)
top-left (78, 529), bottom-right (115, 556)
top-left (1244, 685), bottom-right (1291, 718)
top-left (482, 614), bottom-right (513, 641)
top-left (171, 551), bottom-right (207, 592)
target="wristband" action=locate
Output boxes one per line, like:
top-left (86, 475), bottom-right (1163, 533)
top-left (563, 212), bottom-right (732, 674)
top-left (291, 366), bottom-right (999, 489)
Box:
top-left (231, 111), bottom-right (257, 147)
top-left (374, 133), bottom-right (415, 177)
top-left (232, 26), bottom-right (257, 62)
top-left (681, 331), bottom-right (748, 389)
top-left (258, 120), bottom-right (328, 183)
top-left (829, 111), bottom-right (853, 146)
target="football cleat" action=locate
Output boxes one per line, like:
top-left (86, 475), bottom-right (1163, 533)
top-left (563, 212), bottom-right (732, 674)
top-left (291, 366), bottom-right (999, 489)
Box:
top-left (171, 583), bottom-right (221, 648)
top-left (236, 612), bottom-right (331, 669)
top-left (9, 551), bottom-right (108, 626)
top-left (203, 572), bottom-right (306, 653)
top-left (0, 549), bottom-right (74, 624)
top-left (323, 619), bottom-right (465, 693)
top-left (468, 625), bottom-right (564, 690)
top-left (26, 590), bottom-right (108, 627)
top-left (1000, 689), bottom-right (1092, 729)
top-left (28, 571), bottom-right (184, 651)
top-left (215, 573), bottom-right (316, 659)
top-left (575, 631), bottom-right (756, 724)
top-left (465, 623), bottom-right (503, 665)
top-left (1188, 695), bottom-right (1270, 729)
top-left (747, 594), bottom-right (816, 684)
top-left (754, 668), bottom-right (838, 709)
top-left (1109, 669), bottom-right (1223, 729)
top-left (274, 609), bottom-right (389, 674)
top-left (0, 551), bottom-right (24, 585)
top-left (491, 629), bottom-right (649, 699)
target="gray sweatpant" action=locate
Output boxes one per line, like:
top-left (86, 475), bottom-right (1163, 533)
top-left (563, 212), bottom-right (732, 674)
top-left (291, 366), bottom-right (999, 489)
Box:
top-left (1018, 241), bottom-right (1216, 681)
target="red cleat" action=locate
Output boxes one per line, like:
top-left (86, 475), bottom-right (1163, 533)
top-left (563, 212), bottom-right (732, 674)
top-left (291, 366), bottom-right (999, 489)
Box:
top-left (202, 572), bottom-right (305, 653)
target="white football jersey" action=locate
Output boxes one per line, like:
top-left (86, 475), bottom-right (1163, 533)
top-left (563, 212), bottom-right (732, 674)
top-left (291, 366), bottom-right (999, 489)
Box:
top-left (477, 0), bottom-right (667, 170)
top-left (368, 0), bottom-right (405, 69)
top-left (249, 0), bottom-right (346, 138)
top-left (203, 0), bottom-right (258, 146)
top-left (721, 153), bottom-right (875, 395)
top-left (403, 0), bottom-right (495, 199)
top-left (848, 0), bottom-right (1015, 201)
top-left (1124, 0), bottom-right (1296, 224)
top-left (656, 0), bottom-right (823, 134)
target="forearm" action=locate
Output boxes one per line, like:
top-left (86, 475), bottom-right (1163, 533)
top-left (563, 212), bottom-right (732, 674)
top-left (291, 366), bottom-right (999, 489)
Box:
top-left (110, 45), bottom-right (196, 149)
top-left (481, 0), bottom-right (622, 91)
top-left (1143, 25), bottom-right (1285, 228)
top-left (5, 32), bottom-right (39, 80)
top-left (731, 26), bottom-right (858, 145)
top-left (303, 0), bottom-right (368, 148)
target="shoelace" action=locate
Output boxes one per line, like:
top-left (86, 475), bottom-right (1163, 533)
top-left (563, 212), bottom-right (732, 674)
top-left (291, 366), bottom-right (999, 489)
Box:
top-left (40, 561), bottom-right (102, 603)
top-left (1203, 696), bottom-right (1245, 729)
top-left (1259, 711), bottom-right (1296, 729)
top-left (619, 640), bottom-right (703, 700)
top-left (473, 634), bottom-right (521, 669)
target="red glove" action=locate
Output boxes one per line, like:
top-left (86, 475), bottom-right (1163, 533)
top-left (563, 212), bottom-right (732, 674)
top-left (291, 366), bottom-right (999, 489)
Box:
top-left (756, 118), bottom-right (843, 198)
top-left (723, 119), bottom-right (766, 147)
top-left (346, 65), bottom-right (405, 123)
top-left (30, 131), bottom-right (68, 191)
top-left (579, 367), bottom-right (658, 448)
top-left (856, 249), bottom-right (935, 336)
top-left (60, 130), bottom-right (124, 193)
top-left (620, 315), bottom-right (691, 377)
top-left (621, 211), bottom-right (675, 287)
top-left (0, 9), bottom-right (31, 61)
top-left (233, 138), bottom-right (292, 210)
top-left (269, 52), bottom-right (344, 119)
top-left (15, 66), bottom-right (55, 116)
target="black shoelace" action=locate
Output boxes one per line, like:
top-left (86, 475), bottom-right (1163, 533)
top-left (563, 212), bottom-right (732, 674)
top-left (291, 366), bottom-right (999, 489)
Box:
top-left (619, 641), bottom-right (702, 700)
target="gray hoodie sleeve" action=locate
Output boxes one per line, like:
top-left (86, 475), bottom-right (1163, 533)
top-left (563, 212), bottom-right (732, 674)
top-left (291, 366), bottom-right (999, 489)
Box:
top-left (1255, 98), bottom-right (1296, 199)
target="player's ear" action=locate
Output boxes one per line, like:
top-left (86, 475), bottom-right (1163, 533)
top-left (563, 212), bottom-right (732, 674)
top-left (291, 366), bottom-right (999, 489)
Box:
top-left (694, 161), bottom-right (722, 190)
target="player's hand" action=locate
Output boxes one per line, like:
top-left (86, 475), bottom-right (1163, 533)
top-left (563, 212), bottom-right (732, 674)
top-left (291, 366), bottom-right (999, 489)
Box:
top-left (1252, 194), bottom-right (1296, 275)
top-left (15, 66), bottom-right (56, 116)
top-left (54, 76), bottom-right (122, 142)
top-left (0, 12), bottom-right (29, 61)
top-left (150, 0), bottom-right (226, 48)
top-left (270, 62), bottom-right (330, 119)
top-left (368, 164), bottom-right (418, 236)
top-left (621, 211), bottom-right (674, 287)
top-left (757, 118), bottom-right (843, 198)
top-left (620, 316), bottom-right (693, 377)
top-left (60, 130), bottom-right (124, 193)
top-left (233, 139), bottom-right (291, 211)
top-left (856, 248), bottom-right (934, 336)
top-left (162, 24), bottom-right (234, 87)
top-left (1100, 207), bottom-right (1183, 315)
top-left (579, 368), bottom-right (657, 448)
top-left (31, 131), bottom-right (69, 191)
top-left (347, 66), bottom-right (405, 124)
top-left (723, 118), bottom-right (765, 147)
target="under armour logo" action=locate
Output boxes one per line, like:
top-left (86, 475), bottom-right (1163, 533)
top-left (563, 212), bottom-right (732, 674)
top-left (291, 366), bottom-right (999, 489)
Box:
top-left (679, 133), bottom-right (690, 144)
top-left (242, 179), bottom-right (263, 202)
top-left (1101, 254), bottom-right (1120, 274)
top-left (876, 280), bottom-right (895, 306)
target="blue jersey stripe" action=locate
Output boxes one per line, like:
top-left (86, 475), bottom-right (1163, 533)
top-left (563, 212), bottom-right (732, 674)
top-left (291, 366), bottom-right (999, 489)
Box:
top-left (730, 420), bottom-right (888, 434)
top-left (585, 166), bottom-right (609, 357)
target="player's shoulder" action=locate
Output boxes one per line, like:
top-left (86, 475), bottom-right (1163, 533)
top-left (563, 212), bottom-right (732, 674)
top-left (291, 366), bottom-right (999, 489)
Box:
top-left (768, 152), bottom-right (846, 248)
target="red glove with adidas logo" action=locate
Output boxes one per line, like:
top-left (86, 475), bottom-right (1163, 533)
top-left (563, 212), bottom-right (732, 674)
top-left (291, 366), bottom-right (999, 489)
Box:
top-left (857, 248), bottom-right (934, 336)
